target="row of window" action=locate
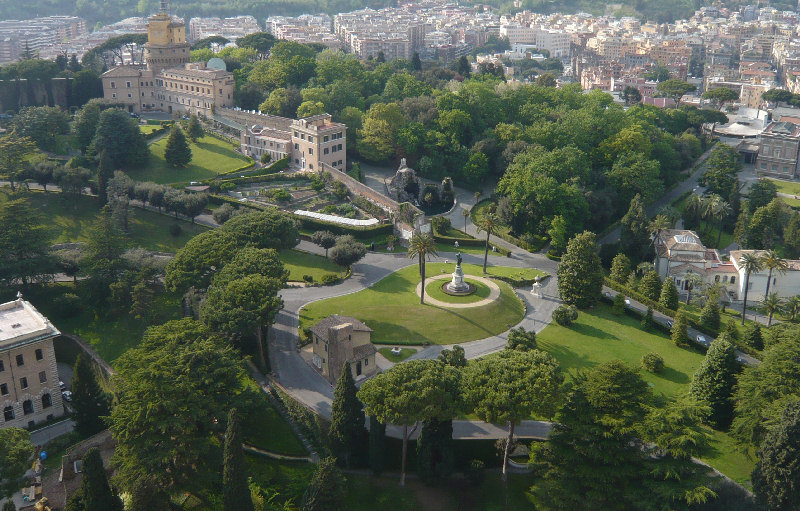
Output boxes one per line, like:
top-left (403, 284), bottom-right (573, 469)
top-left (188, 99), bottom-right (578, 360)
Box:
top-left (0, 349), bottom-right (44, 372)
top-left (0, 371), bottom-right (48, 395)
top-left (760, 161), bottom-right (793, 174)
top-left (324, 144), bottom-right (344, 154)
top-left (3, 394), bottom-right (52, 421)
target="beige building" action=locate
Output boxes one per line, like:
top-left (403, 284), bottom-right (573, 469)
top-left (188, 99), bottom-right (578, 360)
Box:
top-left (758, 121), bottom-right (800, 179)
top-left (310, 315), bottom-right (376, 384)
top-left (240, 113), bottom-right (346, 171)
top-left (101, 4), bottom-right (234, 115)
top-left (1, 297), bottom-right (63, 430)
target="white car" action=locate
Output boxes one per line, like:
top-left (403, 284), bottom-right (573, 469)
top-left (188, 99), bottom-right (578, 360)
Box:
top-left (696, 335), bottom-right (708, 346)
top-left (59, 380), bottom-right (65, 390)
top-left (61, 390), bottom-right (72, 402)
top-left (624, 299), bottom-right (631, 306)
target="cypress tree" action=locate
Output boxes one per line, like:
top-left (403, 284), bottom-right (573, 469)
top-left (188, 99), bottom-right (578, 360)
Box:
top-left (619, 194), bottom-right (651, 264)
top-left (71, 354), bottom-right (109, 437)
top-left (81, 448), bottom-right (123, 511)
top-left (328, 362), bottom-right (365, 467)
top-left (97, 150), bottom-right (113, 204)
top-left (659, 278), bottom-right (679, 311)
top-left (609, 253), bottom-right (631, 283)
top-left (752, 401), bottom-right (800, 511)
top-left (412, 52), bottom-right (422, 71)
top-left (416, 418), bottom-right (454, 483)
top-left (690, 337), bottom-right (738, 429)
top-left (743, 323), bottom-right (764, 351)
top-left (671, 309), bottom-right (689, 346)
top-left (699, 294), bottom-right (721, 332)
top-left (223, 408), bottom-right (254, 511)
top-left (164, 126), bottom-right (192, 168)
top-left (302, 457), bottom-right (346, 511)
top-left (639, 271), bottom-right (662, 301)
top-left (612, 293), bottom-right (626, 315)
top-left (641, 307), bottom-right (655, 331)
top-left (186, 115), bottom-right (203, 142)
top-left (368, 415), bottom-right (386, 475)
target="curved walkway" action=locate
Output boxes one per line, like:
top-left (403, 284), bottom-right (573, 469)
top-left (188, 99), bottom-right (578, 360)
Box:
top-left (415, 274), bottom-right (500, 308)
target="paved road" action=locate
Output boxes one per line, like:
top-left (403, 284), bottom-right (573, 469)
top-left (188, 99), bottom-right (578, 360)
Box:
top-left (30, 419), bottom-right (76, 446)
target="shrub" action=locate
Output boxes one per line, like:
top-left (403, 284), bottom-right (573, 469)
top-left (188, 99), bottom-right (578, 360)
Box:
top-left (612, 293), bottom-right (626, 315)
top-left (609, 253), bottom-right (631, 283)
top-left (641, 352), bottom-right (665, 373)
top-left (273, 188), bottom-right (291, 202)
top-left (700, 298), bottom-right (721, 332)
top-left (302, 274), bottom-right (314, 283)
top-left (641, 307), bottom-right (655, 330)
top-left (321, 273), bottom-right (340, 285)
top-left (53, 293), bottom-right (82, 316)
top-left (212, 203), bottom-right (239, 224)
top-left (431, 216), bottom-right (451, 234)
top-left (553, 304), bottom-right (578, 326)
top-left (169, 224), bottom-right (182, 237)
top-left (743, 323), bottom-right (764, 350)
top-left (466, 459), bottom-right (485, 485)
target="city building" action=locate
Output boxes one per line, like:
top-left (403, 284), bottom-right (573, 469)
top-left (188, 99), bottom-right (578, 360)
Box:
top-left (0, 16), bottom-right (87, 63)
top-left (101, 4), bottom-right (235, 115)
top-left (758, 121), bottom-right (800, 179)
top-left (310, 315), bottom-right (376, 384)
top-left (187, 16), bottom-right (260, 42)
top-left (0, 296), bottom-right (63, 430)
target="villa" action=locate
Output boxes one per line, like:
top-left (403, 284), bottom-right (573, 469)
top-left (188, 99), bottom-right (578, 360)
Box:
top-left (310, 314), bottom-right (377, 384)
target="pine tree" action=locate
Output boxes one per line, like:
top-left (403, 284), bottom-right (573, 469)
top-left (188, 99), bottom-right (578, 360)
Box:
top-left (659, 278), bottom-right (679, 310)
top-left (743, 323), bottom-right (764, 350)
top-left (328, 362), bottom-right (365, 467)
top-left (97, 150), bottom-right (114, 205)
top-left (164, 126), bottom-right (192, 168)
top-left (699, 295), bottom-right (721, 332)
top-left (690, 337), bottom-right (738, 429)
top-left (302, 457), bottom-right (346, 511)
top-left (641, 307), bottom-right (655, 330)
top-left (620, 194), bottom-right (651, 264)
top-left (612, 293), bottom-right (626, 315)
top-left (81, 448), bottom-right (123, 511)
top-left (186, 115), bottom-right (203, 142)
top-left (639, 271), bottom-right (662, 301)
top-left (722, 319), bottom-right (740, 342)
top-left (71, 354), bottom-right (109, 437)
top-left (368, 415), bottom-right (386, 475)
top-left (671, 309), bottom-right (689, 346)
top-left (609, 253), bottom-right (631, 283)
top-left (557, 231), bottom-right (604, 308)
top-left (223, 409), bottom-right (254, 511)
top-left (752, 401), bottom-right (800, 511)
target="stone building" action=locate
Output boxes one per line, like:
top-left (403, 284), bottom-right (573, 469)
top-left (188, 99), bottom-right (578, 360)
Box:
top-left (0, 296), bottom-right (63, 430)
top-left (310, 315), bottom-right (376, 384)
top-left (758, 120), bottom-right (800, 179)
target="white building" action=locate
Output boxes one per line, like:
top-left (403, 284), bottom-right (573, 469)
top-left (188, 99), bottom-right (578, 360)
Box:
top-left (730, 250), bottom-right (800, 299)
top-left (499, 24), bottom-right (536, 45)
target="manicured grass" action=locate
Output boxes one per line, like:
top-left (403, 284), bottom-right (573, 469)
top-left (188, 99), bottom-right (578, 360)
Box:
top-left (131, 135), bottom-right (253, 184)
top-left (470, 199), bottom-right (512, 237)
top-left (279, 249), bottom-right (342, 282)
top-left (435, 242), bottom-right (490, 256)
top-left (241, 381), bottom-right (307, 456)
top-left (138, 124), bottom-right (163, 135)
top-left (425, 278), bottom-right (492, 304)
top-left (437, 226), bottom-right (474, 240)
top-left (782, 196), bottom-right (800, 208)
top-left (0, 189), bottom-right (208, 253)
top-left (377, 347), bottom-right (416, 362)
top-left (536, 303), bottom-right (755, 483)
top-left (300, 263), bottom-right (525, 345)
top-left (246, 456), bottom-right (314, 506)
top-left (766, 177), bottom-right (800, 196)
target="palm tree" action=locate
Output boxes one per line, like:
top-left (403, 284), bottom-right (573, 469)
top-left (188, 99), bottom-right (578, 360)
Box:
top-left (408, 232), bottom-right (438, 304)
top-left (683, 271), bottom-right (703, 305)
top-left (760, 250), bottom-right (788, 302)
top-left (761, 293), bottom-right (783, 326)
top-left (785, 295), bottom-right (800, 321)
top-left (462, 208), bottom-right (470, 231)
top-left (739, 252), bottom-right (763, 325)
top-left (700, 195), bottom-right (715, 236)
top-left (685, 194), bottom-right (703, 229)
top-left (477, 211), bottom-right (498, 274)
top-left (649, 214), bottom-right (672, 239)
top-left (712, 197), bottom-right (732, 248)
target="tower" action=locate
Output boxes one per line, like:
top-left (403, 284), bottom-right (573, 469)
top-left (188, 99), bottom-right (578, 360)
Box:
top-left (144, 0), bottom-right (190, 73)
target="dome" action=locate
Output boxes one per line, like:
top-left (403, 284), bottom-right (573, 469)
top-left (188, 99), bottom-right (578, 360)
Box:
top-left (207, 57), bottom-right (227, 71)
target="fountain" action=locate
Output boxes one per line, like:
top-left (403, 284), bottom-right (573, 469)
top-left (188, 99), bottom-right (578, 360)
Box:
top-left (443, 252), bottom-right (475, 295)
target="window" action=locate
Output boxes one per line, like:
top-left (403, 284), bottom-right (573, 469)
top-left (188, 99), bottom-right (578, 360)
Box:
top-left (4, 406), bottom-right (14, 421)
top-left (715, 275), bottom-right (720, 282)
top-left (0, 383), bottom-right (7, 395)
top-left (22, 400), bottom-right (33, 415)
top-left (35, 349), bottom-right (43, 361)
top-left (112, 93), bottom-right (116, 98)
top-left (365, 358), bottom-right (369, 366)
top-left (127, 93), bottom-right (132, 98)
top-left (0, 360), bottom-right (4, 372)
top-left (126, 81), bottom-right (131, 88)
top-left (324, 148), bottom-right (329, 155)
top-left (309, 136), bottom-right (314, 142)
top-left (338, 144), bottom-right (343, 151)
top-left (730, 276), bottom-right (735, 284)
top-left (19, 377), bottom-right (27, 389)
top-left (309, 164), bottom-right (314, 170)
top-left (324, 344), bottom-right (328, 352)
top-left (294, 143), bottom-right (299, 150)
top-left (308, 148), bottom-right (313, 155)
top-left (301, 134), bottom-right (305, 140)
top-left (324, 135), bottom-right (329, 142)
top-left (110, 81), bottom-right (116, 89)
top-left (41, 394), bottom-right (51, 409)
top-left (16, 354), bottom-right (23, 367)
top-left (39, 371), bottom-right (47, 383)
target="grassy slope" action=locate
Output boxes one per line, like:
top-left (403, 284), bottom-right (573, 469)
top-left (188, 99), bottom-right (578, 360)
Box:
top-left (130, 134), bottom-right (252, 184)
top-left (0, 189), bottom-right (208, 253)
top-left (536, 303), bottom-right (754, 485)
top-left (241, 380), bottom-right (307, 456)
top-left (300, 263), bottom-right (525, 345)
top-left (279, 249), bottom-right (342, 282)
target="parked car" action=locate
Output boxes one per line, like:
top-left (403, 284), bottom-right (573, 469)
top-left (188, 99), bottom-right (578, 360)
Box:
top-left (59, 380), bottom-right (65, 390)
top-left (666, 320), bottom-right (673, 328)
top-left (61, 390), bottom-right (72, 402)
top-left (696, 335), bottom-right (708, 346)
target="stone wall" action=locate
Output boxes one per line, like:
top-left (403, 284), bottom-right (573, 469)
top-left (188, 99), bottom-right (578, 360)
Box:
top-left (324, 164), bottom-right (399, 213)
top-left (0, 77), bottom-right (73, 111)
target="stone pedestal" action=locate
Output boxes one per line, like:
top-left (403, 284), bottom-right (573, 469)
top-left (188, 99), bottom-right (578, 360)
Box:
top-left (446, 264), bottom-right (471, 294)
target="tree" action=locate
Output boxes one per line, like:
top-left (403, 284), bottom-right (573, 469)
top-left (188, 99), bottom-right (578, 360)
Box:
top-left (237, 32), bottom-right (276, 54)
top-left (165, 229), bottom-right (239, 291)
top-left (743, 322), bottom-right (764, 351)
top-left (739, 252), bottom-right (763, 325)
top-left (72, 354), bottom-right (109, 437)
top-left (82, 207), bottom-right (128, 294)
top-left (536, 73), bottom-right (557, 87)
top-left (619, 194), bottom-right (652, 264)
top-left (656, 79), bottom-right (697, 103)
top-left (610, 156), bottom-right (663, 214)
top-left (639, 271), bottom-right (662, 301)
top-left (671, 308), bottom-right (690, 346)
top-left (407, 232), bottom-right (438, 304)
top-left (412, 52), bottom-right (422, 71)
top-left (0, 197), bottom-right (56, 287)
top-left (110, 320), bottom-right (246, 500)
top-left (477, 210), bottom-right (498, 273)
top-left (311, 230), bottom-right (337, 258)
top-left (457, 55), bottom-right (470, 77)
top-left (660, 278), bottom-right (680, 310)
top-left (760, 250), bottom-right (788, 303)
top-left (461, 208), bottom-right (470, 231)
top-left (557, 231), bottom-right (604, 308)
top-left (302, 457), bottom-right (346, 511)
top-left (683, 271), bottom-right (703, 305)
top-left (748, 179), bottom-right (778, 211)
top-left (213, 247), bottom-right (289, 287)
top-left (0, 428), bottom-right (34, 498)
top-left (507, 327), bottom-right (537, 351)
top-left (223, 409), bottom-right (253, 511)
top-left (329, 235), bottom-right (367, 271)
top-left (12, 106), bottom-right (70, 152)
top-left (752, 401), bottom-right (800, 511)
top-left (438, 345), bottom-right (467, 367)
top-left (691, 337), bottom-right (738, 429)
top-left (25, 160), bottom-right (56, 192)
top-left (761, 293), bottom-right (783, 327)
top-left (702, 87), bottom-right (738, 110)
top-left (622, 86), bottom-right (642, 105)
top-left (641, 307), bottom-right (655, 330)
top-left (78, 448), bottom-right (123, 511)
top-left (465, 349), bottom-right (563, 480)
top-left (89, 108), bottom-right (149, 169)
top-left (368, 415), bottom-right (386, 475)
top-left (328, 362), bottom-right (365, 467)
top-left (548, 215), bottom-right (570, 256)
top-left (202, 274), bottom-right (283, 370)
top-left (358, 360), bottom-right (461, 486)
top-left (164, 126), bottom-right (192, 168)
top-left (610, 253), bottom-right (632, 283)
top-left (699, 292), bottom-right (721, 332)
top-left (186, 115), bottom-right (204, 142)
top-left (0, 134), bottom-right (36, 191)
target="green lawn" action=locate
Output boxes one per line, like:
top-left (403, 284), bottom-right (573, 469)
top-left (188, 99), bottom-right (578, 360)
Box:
top-left (425, 278), bottom-right (492, 304)
top-left (536, 303), bottom-right (755, 484)
top-left (300, 263), bottom-right (525, 345)
top-left (766, 177), bottom-right (800, 196)
top-left (435, 242), bottom-right (491, 256)
top-left (139, 124), bottom-right (163, 135)
top-left (377, 347), bottom-right (416, 362)
top-left (470, 199), bottom-right (512, 237)
top-left (0, 189), bottom-right (208, 253)
top-left (130, 135), bottom-right (253, 184)
top-left (241, 381), bottom-right (307, 456)
top-left (279, 249), bottom-right (342, 282)
top-left (782, 196), bottom-right (800, 208)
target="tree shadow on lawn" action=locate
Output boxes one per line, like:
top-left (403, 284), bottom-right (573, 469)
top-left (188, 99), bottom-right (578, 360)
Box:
top-left (654, 365), bottom-right (690, 385)
top-left (569, 322), bottom-right (619, 340)
top-left (194, 138), bottom-right (250, 161)
top-left (364, 321), bottom-right (424, 343)
top-left (434, 305), bottom-right (512, 337)
top-left (537, 341), bottom-right (598, 372)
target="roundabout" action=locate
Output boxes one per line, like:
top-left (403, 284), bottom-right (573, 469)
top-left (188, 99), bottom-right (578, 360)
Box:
top-left (417, 274), bottom-right (501, 308)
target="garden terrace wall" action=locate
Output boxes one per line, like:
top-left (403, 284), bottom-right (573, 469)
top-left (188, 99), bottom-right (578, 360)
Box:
top-left (325, 166), bottom-right (400, 214)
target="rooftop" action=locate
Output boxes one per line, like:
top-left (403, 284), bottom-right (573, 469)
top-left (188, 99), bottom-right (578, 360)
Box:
top-left (0, 297), bottom-right (60, 350)
top-left (310, 314), bottom-right (372, 340)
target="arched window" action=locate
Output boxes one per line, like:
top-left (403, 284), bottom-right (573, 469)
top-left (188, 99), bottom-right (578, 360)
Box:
top-left (715, 275), bottom-right (720, 282)
top-left (22, 400), bottom-right (33, 415)
top-left (41, 394), bottom-right (52, 409)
